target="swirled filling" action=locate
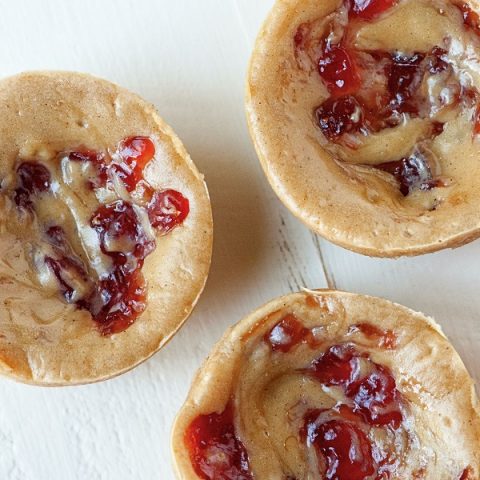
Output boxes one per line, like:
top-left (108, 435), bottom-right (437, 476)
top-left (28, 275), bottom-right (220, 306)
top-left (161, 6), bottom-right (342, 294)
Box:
top-left (2, 137), bottom-right (189, 335)
top-left (184, 298), bottom-right (474, 479)
top-left (295, 0), bottom-right (480, 197)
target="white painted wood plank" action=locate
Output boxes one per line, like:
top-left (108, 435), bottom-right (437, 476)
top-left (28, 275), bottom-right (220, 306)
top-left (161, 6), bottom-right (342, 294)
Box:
top-left (0, 1), bottom-right (327, 479)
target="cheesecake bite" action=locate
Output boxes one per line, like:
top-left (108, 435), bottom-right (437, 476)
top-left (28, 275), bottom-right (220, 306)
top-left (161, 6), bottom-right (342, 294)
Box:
top-left (172, 291), bottom-right (480, 479)
top-left (0, 72), bottom-right (212, 385)
top-left (247, 0), bottom-right (480, 256)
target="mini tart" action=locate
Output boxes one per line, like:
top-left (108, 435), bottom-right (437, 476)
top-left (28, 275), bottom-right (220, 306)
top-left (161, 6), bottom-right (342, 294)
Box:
top-left (172, 290), bottom-right (480, 480)
top-left (246, 0), bottom-right (480, 257)
top-left (0, 72), bottom-right (212, 385)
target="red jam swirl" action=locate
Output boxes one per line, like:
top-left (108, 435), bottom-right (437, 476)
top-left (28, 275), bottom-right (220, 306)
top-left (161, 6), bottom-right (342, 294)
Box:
top-left (297, 0), bottom-right (480, 196)
top-left (302, 409), bottom-right (376, 480)
top-left (264, 313), bottom-right (319, 353)
top-left (302, 405), bottom-right (399, 480)
top-left (185, 402), bottom-right (253, 480)
top-left (318, 43), bottom-right (361, 96)
top-left (14, 162), bottom-right (51, 209)
top-left (310, 344), bottom-right (403, 428)
top-left (13, 136), bottom-right (189, 335)
top-left (350, 323), bottom-right (397, 349)
top-left (303, 344), bottom-right (404, 479)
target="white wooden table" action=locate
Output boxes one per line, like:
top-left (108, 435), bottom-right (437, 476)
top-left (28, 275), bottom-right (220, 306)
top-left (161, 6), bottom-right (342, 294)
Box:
top-left (0, 1), bottom-right (478, 478)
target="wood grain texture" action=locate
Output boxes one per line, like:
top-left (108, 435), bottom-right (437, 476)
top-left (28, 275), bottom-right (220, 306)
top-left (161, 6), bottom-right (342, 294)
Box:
top-left (0, 0), bottom-right (477, 479)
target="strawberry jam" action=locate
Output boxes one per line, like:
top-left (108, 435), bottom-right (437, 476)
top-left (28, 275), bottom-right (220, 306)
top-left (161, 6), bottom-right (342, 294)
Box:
top-left (10, 136), bottom-right (189, 335)
top-left (457, 2), bottom-right (480, 36)
top-left (375, 152), bottom-right (437, 196)
top-left (297, 1), bottom-right (478, 196)
top-left (350, 323), bottom-right (397, 349)
top-left (386, 52), bottom-right (425, 117)
top-left (14, 162), bottom-right (51, 209)
top-left (302, 410), bottom-right (375, 480)
top-left (264, 313), bottom-right (318, 353)
top-left (311, 344), bottom-right (361, 386)
top-left (185, 402), bottom-right (253, 480)
top-left (148, 189), bottom-right (190, 234)
top-left (310, 344), bottom-right (403, 428)
top-left (318, 44), bottom-right (361, 96)
top-left (315, 95), bottom-right (365, 141)
top-left (112, 136), bottom-right (155, 192)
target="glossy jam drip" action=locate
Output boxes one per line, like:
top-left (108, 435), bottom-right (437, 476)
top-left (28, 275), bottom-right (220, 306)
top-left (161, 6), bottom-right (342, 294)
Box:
top-left (386, 52), bottom-right (425, 117)
top-left (315, 95), bottom-right (364, 141)
top-left (264, 313), bottom-right (318, 353)
top-left (87, 200), bottom-right (154, 334)
top-left (318, 44), bottom-right (361, 96)
top-left (185, 402), bottom-right (253, 480)
top-left (147, 189), bottom-right (190, 233)
top-left (11, 136), bottom-right (189, 335)
top-left (375, 152), bottom-right (436, 196)
top-left (14, 162), bottom-right (51, 209)
top-left (91, 201), bottom-right (155, 264)
top-left (89, 269), bottom-right (147, 335)
top-left (302, 410), bottom-right (375, 480)
top-left (350, 323), bottom-right (397, 349)
top-left (459, 466), bottom-right (474, 480)
top-left (313, 49), bottom-right (454, 148)
top-left (112, 136), bottom-right (155, 192)
top-left (310, 344), bottom-right (403, 428)
top-left (349, 0), bottom-right (396, 20)
top-left (347, 365), bottom-right (403, 428)
top-left (457, 3), bottom-right (480, 36)
top-left (311, 344), bottom-right (361, 386)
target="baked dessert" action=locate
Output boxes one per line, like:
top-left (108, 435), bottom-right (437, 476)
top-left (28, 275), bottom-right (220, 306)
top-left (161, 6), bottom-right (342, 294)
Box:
top-left (172, 290), bottom-right (480, 479)
top-left (246, 0), bottom-right (480, 256)
top-left (0, 72), bottom-right (212, 385)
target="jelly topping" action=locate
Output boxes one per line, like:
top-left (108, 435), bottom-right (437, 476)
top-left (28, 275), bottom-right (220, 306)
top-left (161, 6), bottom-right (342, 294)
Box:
top-left (350, 323), bottom-right (397, 349)
top-left (375, 152), bottom-right (438, 196)
top-left (9, 136), bottom-right (189, 335)
top-left (14, 162), bottom-right (51, 209)
top-left (302, 410), bottom-right (375, 480)
top-left (185, 402), bottom-right (253, 480)
top-left (457, 2), bottom-right (480, 36)
top-left (302, 344), bottom-right (404, 478)
top-left (264, 313), bottom-right (319, 353)
top-left (298, 0), bottom-right (480, 196)
top-left (147, 189), bottom-right (190, 234)
top-left (311, 344), bottom-right (361, 386)
top-left (112, 136), bottom-right (155, 192)
top-left (315, 95), bottom-right (365, 141)
top-left (310, 344), bottom-right (403, 428)
top-left (318, 44), bottom-right (361, 96)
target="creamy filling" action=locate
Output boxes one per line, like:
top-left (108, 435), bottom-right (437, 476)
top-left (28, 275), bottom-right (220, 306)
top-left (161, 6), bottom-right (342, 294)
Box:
top-left (0, 136), bottom-right (189, 335)
top-left (294, 0), bottom-right (480, 204)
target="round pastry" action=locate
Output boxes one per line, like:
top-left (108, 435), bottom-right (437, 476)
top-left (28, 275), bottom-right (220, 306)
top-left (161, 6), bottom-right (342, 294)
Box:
top-left (246, 0), bottom-right (480, 257)
top-left (172, 290), bottom-right (480, 479)
top-left (0, 71), bottom-right (212, 385)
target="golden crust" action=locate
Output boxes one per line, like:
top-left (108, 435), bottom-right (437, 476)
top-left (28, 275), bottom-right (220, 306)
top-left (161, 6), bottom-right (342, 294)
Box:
top-left (0, 71), bottom-right (213, 385)
top-left (246, 0), bottom-right (480, 257)
top-left (172, 290), bottom-right (480, 479)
